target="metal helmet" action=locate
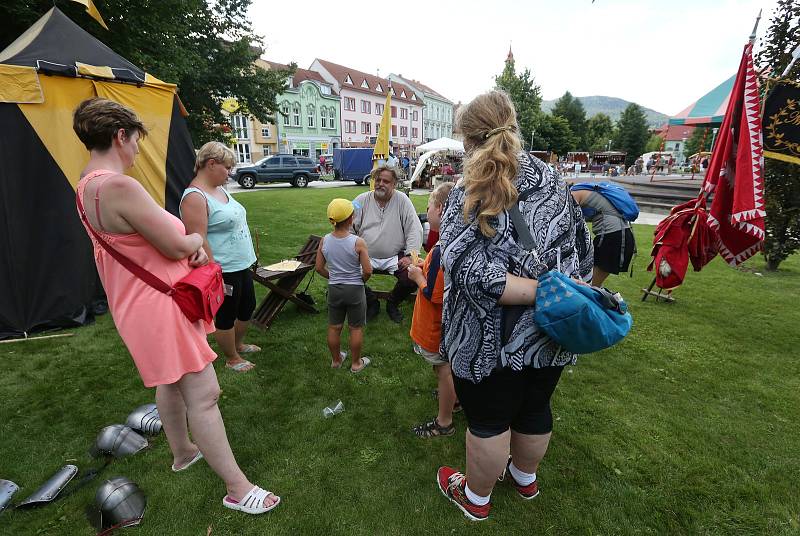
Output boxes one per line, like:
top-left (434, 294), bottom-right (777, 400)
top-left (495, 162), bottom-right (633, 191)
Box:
top-left (90, 425), bottom-right (148, 459)
top-left (90, 477), bottom-right (146, 531)
top-left (16, 465), bottom-right (78, 508)
top-left (125, 404), bottom-right (162, 435)
top-left (0, 479), bottom-right (19, 512)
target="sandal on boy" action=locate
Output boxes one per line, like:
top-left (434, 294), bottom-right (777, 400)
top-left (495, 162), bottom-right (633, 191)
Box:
top-left (332, 351), bottom-right (347, 369)
top-left (350, 356), bottom-right (371, 374)
top-left (222, 485), bottom-right (281, 514)
top-left (413, 418), bottom-right (455, 438)
top-left (238, 344), bottom-right (261, 354)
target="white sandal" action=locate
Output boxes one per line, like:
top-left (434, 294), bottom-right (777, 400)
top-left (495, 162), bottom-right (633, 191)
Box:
top-left (222, 485), bottom-right (280, 514)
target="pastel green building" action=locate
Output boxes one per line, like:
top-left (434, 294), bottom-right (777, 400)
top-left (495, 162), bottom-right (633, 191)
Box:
top-left (267, 61), bottom-right (341, 157)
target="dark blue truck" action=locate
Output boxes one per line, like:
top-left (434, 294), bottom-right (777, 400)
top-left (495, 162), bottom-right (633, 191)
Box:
top-left (333, 148), bottom-right (373, 185)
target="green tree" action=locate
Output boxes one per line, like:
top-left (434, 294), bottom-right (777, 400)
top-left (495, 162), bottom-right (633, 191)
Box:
top-left (0, 0), bottom-right (291, 145)
top-left (683, 127), bottom-right (711, 158)
top-left (613, 103), bottom-right (650, 166)
top-left (644, 134), bottom-right (664, 153)
top-left (551, 91), bottom-right (587, 149)
top-left (755, 0), bottom-right (800, 270)
top-left (532, 113), bottom-right (577, 156)
top-left (495, 54), bottom-right (542, 149)
top-left (586, 113), bottom-right (616, 151)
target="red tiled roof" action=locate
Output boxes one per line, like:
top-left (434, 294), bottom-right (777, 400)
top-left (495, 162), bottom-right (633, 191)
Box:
top-left (655, 124), bottom-right (696, 141)
top-left (314, 59), bottom-right (419, 105)
top-left (262, 60), bottom-right (334, 91)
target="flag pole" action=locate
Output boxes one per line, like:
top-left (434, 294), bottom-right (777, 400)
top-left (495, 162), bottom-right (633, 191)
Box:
top-left (748, 9), bottom-right (761, 44)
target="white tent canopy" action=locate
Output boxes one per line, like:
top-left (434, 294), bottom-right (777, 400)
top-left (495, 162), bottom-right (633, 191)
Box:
top-left (416, 137), bottom-right (464, 155)
top-left (410, 150), bottom-right (440, 185)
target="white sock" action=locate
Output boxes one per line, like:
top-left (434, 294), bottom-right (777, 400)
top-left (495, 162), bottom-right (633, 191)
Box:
top-left (464, 483), bottom-right (491, 506)
top-left (509, 462), bottom-right (536, 486)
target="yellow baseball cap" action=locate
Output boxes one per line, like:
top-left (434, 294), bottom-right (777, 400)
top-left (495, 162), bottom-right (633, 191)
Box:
top-left (327, 198), bottom-right (354, 224)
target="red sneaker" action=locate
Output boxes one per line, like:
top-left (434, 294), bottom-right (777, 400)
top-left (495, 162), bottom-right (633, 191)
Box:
top-left (505, 459), bottom-right (540, 500)
top-left (436, 466), bottom-right (491, 521)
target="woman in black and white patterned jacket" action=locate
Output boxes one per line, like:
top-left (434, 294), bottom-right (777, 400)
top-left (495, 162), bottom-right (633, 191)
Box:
top-left (435, 91), bottom-right (593, 521)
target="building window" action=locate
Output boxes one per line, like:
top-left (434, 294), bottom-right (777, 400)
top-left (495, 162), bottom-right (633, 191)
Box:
top-left (320, 107), bottom-right (328, 129)
top-left (307, 105), bottom-right (315, 128)
top-left (344, 97), bottom-right (356, 111)
top-left (400, 108), bottom-right (408, 119)
top-left (261, 126), bottom-right (270, 138)
top-left (232, 114), bottom-right (249, 139)
top-left (375, 122), bottom-right (381, 133)
top-left (329, 110), bottom-right (336, 129)
top-left (412, 127), bottom-right (418, 138)
top-left (235, 142), bottom-right (251, 163)
top-left (292, 103), bottom-right (301, 126)
top-left (675, 142), bottom-right (681, 150)
top-left (361, 122), bottom-right (371, 135)
top-left (391, 125), bottom-right (397, 137)
top-left (391, 106), bottom-right (397, 118)
top-left (345, 120), bottom-right (356, 133)
top-left (281, 103), bottom-right (289, 126)
top-left (412, 110), bottom-right (418, 121)
top-left (361, 100), bottom-right (371, 114)
top-left (376, 103), bottom-right (383, 115)
top-left (400, 126), bottom-right (408, 137)
top-left (262, 145), bottom-right (271, 156)
top-left (320, 85), bottom-right (331, 95)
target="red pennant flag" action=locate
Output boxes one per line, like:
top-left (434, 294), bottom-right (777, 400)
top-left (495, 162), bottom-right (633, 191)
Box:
top-left (703, 42), bottom-right (765, 266)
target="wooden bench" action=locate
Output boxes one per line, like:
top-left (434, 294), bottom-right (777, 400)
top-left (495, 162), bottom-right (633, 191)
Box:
top-left (250, 235), bottom-right (321, 330)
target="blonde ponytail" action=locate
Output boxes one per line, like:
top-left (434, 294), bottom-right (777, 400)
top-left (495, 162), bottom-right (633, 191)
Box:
top-left (456, 91), bottom-right (521, 237)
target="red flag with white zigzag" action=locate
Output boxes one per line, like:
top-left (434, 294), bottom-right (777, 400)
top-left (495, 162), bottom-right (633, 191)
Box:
top-left (703, 41), bottom-right (765, 266)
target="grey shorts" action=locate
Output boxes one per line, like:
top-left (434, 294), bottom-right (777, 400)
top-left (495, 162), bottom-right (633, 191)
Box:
top-left (328, 284), bottom-right (366, 327)
top-left (413, 342), bottom-right (447, 366)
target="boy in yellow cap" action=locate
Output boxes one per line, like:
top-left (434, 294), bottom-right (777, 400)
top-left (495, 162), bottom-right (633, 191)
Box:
top-left (315, 199), bottom-right (373, 373)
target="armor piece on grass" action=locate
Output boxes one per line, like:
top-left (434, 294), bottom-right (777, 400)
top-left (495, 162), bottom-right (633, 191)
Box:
top-left (16, 465), bottom-right (77, 507)
top-left (89, 477), bottom-right (146, 531)
top-left (125, 404), bottom-right (162, 435)
top-left (0, 479), bottom-right (19, 512)
top-left (90, 425), bottom-right (148, 458)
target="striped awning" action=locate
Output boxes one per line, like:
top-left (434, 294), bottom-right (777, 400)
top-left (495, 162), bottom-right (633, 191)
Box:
top-left (668, 75), bottom-right (735, 126)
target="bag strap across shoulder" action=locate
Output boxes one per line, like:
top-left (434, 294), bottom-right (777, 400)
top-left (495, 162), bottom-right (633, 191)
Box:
top-left (76, 185), bottom-right (174, 295)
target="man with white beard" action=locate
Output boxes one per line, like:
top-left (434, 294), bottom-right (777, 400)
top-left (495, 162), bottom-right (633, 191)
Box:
top-left (352, 165), bottom-right (423, 323)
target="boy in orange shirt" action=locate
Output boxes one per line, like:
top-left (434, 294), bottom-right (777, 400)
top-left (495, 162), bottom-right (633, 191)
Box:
top-left (407, 183), bottom-right (457, 438)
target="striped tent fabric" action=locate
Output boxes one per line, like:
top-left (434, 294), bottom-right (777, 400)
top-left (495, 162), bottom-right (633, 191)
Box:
top-left (668, 75), bottom-right (735, 126)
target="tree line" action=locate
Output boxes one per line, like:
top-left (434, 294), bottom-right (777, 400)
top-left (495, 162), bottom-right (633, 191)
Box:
top-left (495, 56), bottom-right (656, 166)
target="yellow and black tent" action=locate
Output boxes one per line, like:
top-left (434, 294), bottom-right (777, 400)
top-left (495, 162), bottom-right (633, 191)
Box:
top-left (0, 7), bottom-right (195, 339)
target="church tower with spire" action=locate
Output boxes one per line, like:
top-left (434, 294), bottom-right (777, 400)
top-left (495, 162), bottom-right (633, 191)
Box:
top-left (506, 44), bottom-right (514, 63)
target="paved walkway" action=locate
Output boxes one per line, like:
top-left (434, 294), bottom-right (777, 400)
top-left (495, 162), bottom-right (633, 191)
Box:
top-left (225, 179), bottom-right (358, 194)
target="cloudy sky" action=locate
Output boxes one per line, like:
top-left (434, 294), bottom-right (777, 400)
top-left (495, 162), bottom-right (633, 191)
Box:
top-left (250, 0), bottom-right (776, 116)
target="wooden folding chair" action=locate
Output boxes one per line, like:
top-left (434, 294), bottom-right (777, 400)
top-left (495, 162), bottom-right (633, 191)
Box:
top-left (250, 235), bottom-right (321, 330)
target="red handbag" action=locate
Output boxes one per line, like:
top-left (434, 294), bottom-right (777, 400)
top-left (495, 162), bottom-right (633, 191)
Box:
top-left (77, 189), bottom-right (225, 324)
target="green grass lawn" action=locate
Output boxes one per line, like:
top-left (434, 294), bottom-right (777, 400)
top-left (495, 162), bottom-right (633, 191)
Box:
top-left (1, 185), bottom-right (799, 535)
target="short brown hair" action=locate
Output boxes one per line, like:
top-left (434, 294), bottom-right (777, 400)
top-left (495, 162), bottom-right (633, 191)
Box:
top-left (429, 181), bottom-right (454, 207)
top-left (73, 97), bottom-right (147, 151)
top-left (369, 164), bottom-right (401, 185)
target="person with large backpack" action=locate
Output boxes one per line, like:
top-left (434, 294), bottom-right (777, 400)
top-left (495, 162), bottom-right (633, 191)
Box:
top-left (570, 182), bottom-right (638, 287)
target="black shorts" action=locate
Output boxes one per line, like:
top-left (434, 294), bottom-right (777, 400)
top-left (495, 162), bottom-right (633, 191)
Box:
top-left (453, 365), bottom-right (564, 438)
top-left (594, 228), bottom-right (635, 274)
top-left (328, 284), bottom-right (366, 327)
top-left (215, 268), bottom-right (257, 330)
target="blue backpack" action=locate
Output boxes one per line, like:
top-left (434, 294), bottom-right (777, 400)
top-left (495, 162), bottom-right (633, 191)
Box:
top-left (570, 182), bottom-right (639, 222)
top-left (533, 271), bottom-right (632, 354)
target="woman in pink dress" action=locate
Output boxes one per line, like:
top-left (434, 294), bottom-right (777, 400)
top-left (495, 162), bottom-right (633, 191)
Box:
top-left (73, 97), bottom-right (279, 515)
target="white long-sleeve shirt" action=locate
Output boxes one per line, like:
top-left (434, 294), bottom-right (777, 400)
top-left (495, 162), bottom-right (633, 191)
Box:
top-left (352, 191), bottom-right (422, 259)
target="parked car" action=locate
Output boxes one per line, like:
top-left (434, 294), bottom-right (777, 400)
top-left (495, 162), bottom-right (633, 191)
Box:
top-left (233, 154), bottom-right (320, 189)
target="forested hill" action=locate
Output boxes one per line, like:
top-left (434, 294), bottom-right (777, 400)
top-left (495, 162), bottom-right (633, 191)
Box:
top-left (542, 95), bottom-right (669, 127)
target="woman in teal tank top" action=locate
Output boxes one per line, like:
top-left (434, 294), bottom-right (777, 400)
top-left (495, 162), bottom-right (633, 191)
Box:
top-left (180, 142), bottom-right (260, 373)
